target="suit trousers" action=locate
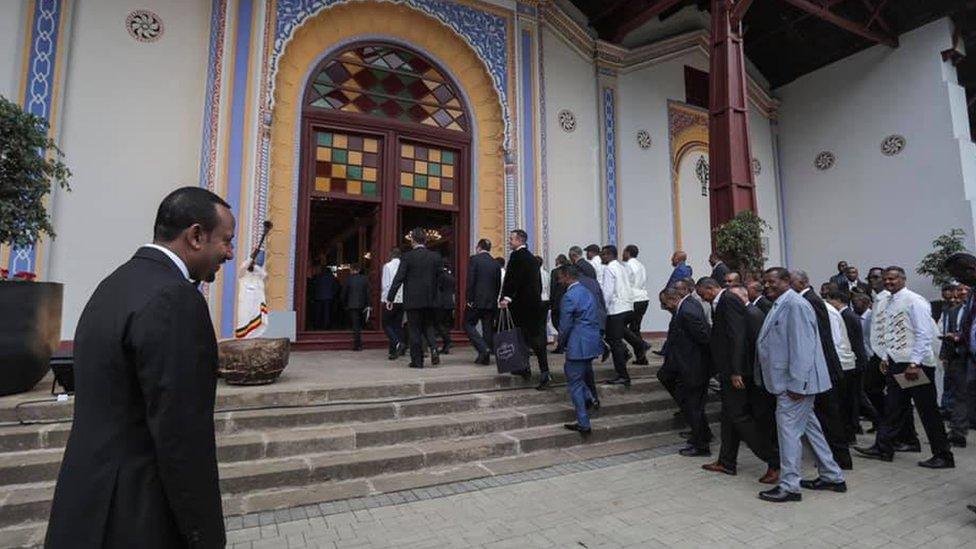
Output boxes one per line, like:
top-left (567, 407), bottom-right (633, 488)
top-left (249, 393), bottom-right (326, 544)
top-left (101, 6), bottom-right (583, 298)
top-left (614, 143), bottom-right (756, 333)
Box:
top-left (382, 304), bottom-right (405, 354)
top-left (313, 299), bottom-right (333, 330)
top-left (876, 364), bottom-right (952, 459)
top-left (606, 312), bottom-right (634, 380)
top-left (944, 358), bottom-right (969, 438)
top-left (863, 355), bottom-right (886, 428)
top-left (682, 383), bottom-right (711, 450)
top-left (717, 377), bottom-right (779, 470)
top-left (435, 309), bottom-right (453, 348)
top-left (814, 387), bottom-right (853, 469)
top-left (657, 366), bottom-right (683, 408)
top-left (776, 393), bottom-right (844, 493)
top-left (405, 308), bottom-right (438, 367)
top-left (840, 369), bottom-right (861, 441)
top-left (347, 309), bottom-right (364, 348)
top-left (464, 307), bottom-right (495, 356)
top-left (627, 301), bottom-right (649, 355)
top-left (523, 329), bottom-right (550, 374)
top-left (564, 360), bottom-right (595, 430)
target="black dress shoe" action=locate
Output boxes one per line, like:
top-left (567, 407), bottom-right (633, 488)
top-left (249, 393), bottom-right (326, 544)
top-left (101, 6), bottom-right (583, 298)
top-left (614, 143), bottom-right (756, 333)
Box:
top-left (388, 352), bottom-right (398, 361)
top-left (602, 377), bottom-right (631, 387)
top-left (430, 349), bottom-right (440, 365)
top-left (474, 353), bottom-right (491, 366)
top-left (799, 478), bottom-right (847, 492)
top-left (408, 362), bottom-right (424, 369)
top-left (632, 357), bottom-right (649, 365)
top-left (585, 399), bottom-right (601, 412)
top-left (852, 445), bottom-right (893, 462)
top-left (893, 441), bottom-right (921, 453)
top-left (601, 345), bottom-right (611, 363)
top-left (564, 423), bottom-right (592, 435)
top-left (652, 349), bottom-right (665, 357)
top-left (535, 373), bottom-right (552, 391)
top-left (551, 347), bottom-right (564, 354)
top-left (679, 430), bottom-right (691, 439)
top-left (439, 344), bottom-right (452, 355)
top-left (398, 343), bottom-right (407, 357)
top-left (678, 445), bottom-right (710, 457)
top-left (947, 435), bottom-right (967, 448)
top-left (511, 369), bottom-right (532, 380)
top-left (758, 487), bottom-right (801, 503)
top-left (918, 454), bottom-right (955, 469)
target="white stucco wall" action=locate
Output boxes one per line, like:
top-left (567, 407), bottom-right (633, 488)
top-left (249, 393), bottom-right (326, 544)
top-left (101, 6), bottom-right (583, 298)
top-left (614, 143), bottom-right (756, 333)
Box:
top-left (0, 1), bottom-right (28, 102)
top-left (48, 0), bottom-right (211, 338)
top-left (541, 27), bottom-right (602, 263)
top-left (776, 18), bottom-right (976, 298)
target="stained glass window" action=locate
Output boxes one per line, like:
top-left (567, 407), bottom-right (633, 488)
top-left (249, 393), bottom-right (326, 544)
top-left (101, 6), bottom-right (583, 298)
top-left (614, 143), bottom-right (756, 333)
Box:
top-left (314, 131), bottom-right (380, 198)
top-left (400, 143), bottom-right (456, 208)
top-left (307, 44), bottom-right (468, 132)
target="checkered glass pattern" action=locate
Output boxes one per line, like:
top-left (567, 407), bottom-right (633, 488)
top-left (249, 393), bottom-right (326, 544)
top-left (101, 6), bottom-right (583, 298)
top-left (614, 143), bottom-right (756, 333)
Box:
top-left (399, 143), bottom-right (456, 207)
top-left (307, 44), bottom-right (468, 132)
top-left (314, 131), bottom-right (381, 197)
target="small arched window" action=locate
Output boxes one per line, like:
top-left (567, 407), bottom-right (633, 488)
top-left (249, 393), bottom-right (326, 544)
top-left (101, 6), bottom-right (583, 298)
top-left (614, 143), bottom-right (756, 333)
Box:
top-left (306, 43), bottom-right (468, 132)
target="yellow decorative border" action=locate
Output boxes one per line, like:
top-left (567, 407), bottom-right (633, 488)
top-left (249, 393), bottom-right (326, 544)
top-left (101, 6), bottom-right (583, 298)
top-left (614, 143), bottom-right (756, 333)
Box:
top-left (668, 101), bottom-right (709, 250)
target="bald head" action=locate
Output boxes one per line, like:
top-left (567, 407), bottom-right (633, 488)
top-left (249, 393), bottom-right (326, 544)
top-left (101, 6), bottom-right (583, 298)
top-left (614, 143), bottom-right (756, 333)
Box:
top-left (790, 270), bottom-right (810, 293)
top-left (671, 250), bottom-right (687, 267)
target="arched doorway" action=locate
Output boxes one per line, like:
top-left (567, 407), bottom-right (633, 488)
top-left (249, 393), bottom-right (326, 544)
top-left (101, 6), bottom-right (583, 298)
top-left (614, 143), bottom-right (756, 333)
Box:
top-left (295, 42), bottom-right (471, 345)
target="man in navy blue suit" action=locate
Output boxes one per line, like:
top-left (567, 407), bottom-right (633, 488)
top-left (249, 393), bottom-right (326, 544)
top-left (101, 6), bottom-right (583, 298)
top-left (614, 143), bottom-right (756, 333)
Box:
top-left (556, 265), bottom-right (605, 434)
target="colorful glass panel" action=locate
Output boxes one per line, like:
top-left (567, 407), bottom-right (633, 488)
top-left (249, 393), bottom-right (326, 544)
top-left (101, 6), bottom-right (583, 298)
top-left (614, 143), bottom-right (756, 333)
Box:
top-left (314, 131), bottom-right (380, 198)
top-left (400, 143), bottom-right (456, 207)
top-left (308, 44), bottom-right (468, 132)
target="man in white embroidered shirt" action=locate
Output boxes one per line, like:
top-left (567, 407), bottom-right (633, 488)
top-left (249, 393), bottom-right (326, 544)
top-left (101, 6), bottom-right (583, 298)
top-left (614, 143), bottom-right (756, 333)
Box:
top-left (853, 266), bottom-right (954, 468)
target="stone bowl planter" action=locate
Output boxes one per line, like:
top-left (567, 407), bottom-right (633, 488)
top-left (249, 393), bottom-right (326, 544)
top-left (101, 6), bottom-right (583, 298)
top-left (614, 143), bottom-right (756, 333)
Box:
top-left (0, 282), bottom-right (63, 396)
top-left (218, 337), bottom-right (290, 385)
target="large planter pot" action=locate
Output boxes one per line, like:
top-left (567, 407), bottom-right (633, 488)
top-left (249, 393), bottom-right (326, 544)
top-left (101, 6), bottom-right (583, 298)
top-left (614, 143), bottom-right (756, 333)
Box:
top-left (218, 337), bottom-right (290, 385)
top-left (0, 282), bottom-right (63, 396)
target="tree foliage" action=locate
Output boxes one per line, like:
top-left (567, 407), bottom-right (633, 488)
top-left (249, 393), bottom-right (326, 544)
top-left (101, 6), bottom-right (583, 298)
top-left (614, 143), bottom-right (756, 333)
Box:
top-left (0, 95), bottom-right (71, 249)
top-left (713, 210), bottom-right (770, 276)
top-left (917, 228), bottom-right (967, 288)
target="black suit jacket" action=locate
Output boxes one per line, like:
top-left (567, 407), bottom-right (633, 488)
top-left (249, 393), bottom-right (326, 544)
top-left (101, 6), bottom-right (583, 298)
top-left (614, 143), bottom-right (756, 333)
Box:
top-left (710, 261), bottom-right (731, 283)
top-left (575, 258), bottom-right (597, 280)
top-left (744, 303), bottom-right (766, 381)
top-left (502, 247), bottom-right (544, 335)
top-left (387, 246), bottom-right (442, 309)
top-left (753, 295), bottom-right (773, 315)
top-left (341, 273), bottom-right (370, 310)
top-left (549, 268), bottom-right (565, 313)
top-left (311, 271), bottom-right (339, 301)
top-left (46, 247), bottom-right (224, 549)
top-left (802, 288), bottom-right (843, 381)
top-left (466, 252), bottom-right (501, 309)
top-left (438, 269), bottom-right (456, 309)
top-left (843, 280), bottom-right (870, 295)
top-left (841, 306), bottom-right (868, 371)
top-left (664, 297), bottom-right (712, 387)
top-left (710, 290), bottom-right (749, 378)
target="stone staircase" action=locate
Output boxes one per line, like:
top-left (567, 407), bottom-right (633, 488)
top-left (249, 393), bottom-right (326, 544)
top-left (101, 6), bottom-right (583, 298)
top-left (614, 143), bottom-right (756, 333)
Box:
top-left (0, 361), bottom-right (712, 547)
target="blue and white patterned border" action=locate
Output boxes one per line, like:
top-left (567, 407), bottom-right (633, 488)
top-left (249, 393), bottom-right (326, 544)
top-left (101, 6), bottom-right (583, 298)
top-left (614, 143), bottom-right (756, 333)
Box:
top-left (9, 0), bottom-right (63, 274)
top-left (602, 87), bottom-right (618, 246)
top-left (198, 0), bottom-right (228, 192)
top-left (537, 21), bottom-right (550, 262)
top-left (272, 0), bottom-right (512, 149)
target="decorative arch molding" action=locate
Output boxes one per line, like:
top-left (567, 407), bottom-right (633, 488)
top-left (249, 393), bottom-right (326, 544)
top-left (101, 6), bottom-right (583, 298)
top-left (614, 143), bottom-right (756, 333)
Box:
top-left (272, 0), bottom-right (514, 148)
top-left (668, 100), bottom-right (709, 250)
top-left (265, 1), bottom-right (508, 310)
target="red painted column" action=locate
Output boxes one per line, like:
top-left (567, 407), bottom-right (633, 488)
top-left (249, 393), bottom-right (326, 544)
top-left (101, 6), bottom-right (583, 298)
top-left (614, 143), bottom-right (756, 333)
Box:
top-left (708, 0), bottom-right (756, 237)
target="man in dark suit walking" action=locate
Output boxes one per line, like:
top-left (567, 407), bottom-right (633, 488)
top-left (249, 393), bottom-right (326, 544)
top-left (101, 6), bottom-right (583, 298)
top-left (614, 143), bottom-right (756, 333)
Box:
top-left (792, 270), bottom-right (853, 469)
top-left (569, 245), bottom-right (597, 280)
top-left (465, 239), bottom-right (502, 365)
top-left (46, 187), bottom-right (233, 549)
top-left (435, 260), bottom-right (456, 354)
top-left (740, 285), bottom-right (778, 459)
top-left (709, 252), bottom-right (730, 283)
top-left (501, 229), bottom-right (551, 389)
top-left (659, 286), bottom-right (713, 456)
top-left (310, 264), bottom-right (339, 329)
top-left (341, 263), bottom-right (370, 351)
top-left (387, 228), bottom-right (442, 369)
top-left (697, 279), bottom-right (779, 479)
top-left (827, 289), bottom-right (872, 439)
top-left (746, 279), bottom-right (773, 314)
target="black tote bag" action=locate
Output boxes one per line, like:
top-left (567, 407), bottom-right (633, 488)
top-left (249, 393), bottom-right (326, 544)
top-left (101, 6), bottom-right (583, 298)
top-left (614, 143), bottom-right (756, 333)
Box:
top-left (494, 308), bottom-right (529, 374)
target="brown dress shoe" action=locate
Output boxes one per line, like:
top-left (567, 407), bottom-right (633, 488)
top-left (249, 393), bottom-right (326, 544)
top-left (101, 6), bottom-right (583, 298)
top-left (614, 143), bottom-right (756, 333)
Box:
top-left (701, 461), bottom-right (736, 475)
top-left (758, 467), bottom-right (780, 485)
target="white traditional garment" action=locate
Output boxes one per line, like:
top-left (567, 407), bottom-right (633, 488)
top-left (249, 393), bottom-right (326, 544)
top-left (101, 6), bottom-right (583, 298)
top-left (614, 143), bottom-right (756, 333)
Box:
top-left (381, 258), bottom-right (403, 304)
top-left (869, 289), bottom-right (891, 358)
top-left (235, 261), bottom-right (269, 339)
top-left (601, 259), bottom-right (635, 316)
top-left (826, 302), bottom-right (855, 371)
top-left (626, 258), bottom-right (649, 303)
top-left (540, 266), bottom-right (550, 302)
top-left (880, 287), bottom-right (937, 366)
top-left (589, 255), bottom-right (605, 282)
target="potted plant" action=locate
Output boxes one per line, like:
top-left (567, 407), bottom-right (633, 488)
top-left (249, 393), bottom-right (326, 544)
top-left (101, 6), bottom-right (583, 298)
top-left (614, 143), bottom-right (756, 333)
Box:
top-left (0, 95), bottom-right (70, 396)
top-left (917, 228), bottom-right (966, 318)
top-left (713, 210), bottom-right (770, 279)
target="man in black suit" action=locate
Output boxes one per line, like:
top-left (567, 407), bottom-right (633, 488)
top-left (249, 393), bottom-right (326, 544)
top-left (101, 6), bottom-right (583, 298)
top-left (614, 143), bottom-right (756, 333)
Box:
top-left (435, 260), bottom-right (456, 355)
top-left (310, 264), bottom-right (339, 329)
top-left (569, 245), bottom-right (597, 280)
top-left (740, 285), bottom-right (778, 461)
top-left (550, 254), bottom-right (571, 354)
top-left (465, 238), bottom-right (502, 365)
top-left (387, 228), bottom-right (442, 369)
top-left (842, 266), bottom-right (870, 296)
top-left (341, 263), bottom-right (370, 351)
top-left (697, 279), bottom-right (779, 479)
top-left (659, 286), bottom-right (713, 456)
top-left (791, 270), bottom-right (854, 469)
top-left (500, 229), bottom-right (551, 389)
top-left (709, 253), bottom-right (731, 283)
top-left (46, 187), bottom-right (233, 548)
top-left (829, 261), bottom-right (850, 288)
top-left (746, 279), bottom-right (773, 314)
top-left (826, 289), bottom-right (872, 439)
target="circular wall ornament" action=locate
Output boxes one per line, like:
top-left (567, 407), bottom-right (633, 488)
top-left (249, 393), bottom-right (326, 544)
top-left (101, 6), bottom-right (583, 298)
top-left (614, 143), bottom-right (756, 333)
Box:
top-left (880, 134), bottom-right (906, 156)
top-left (751, 157), bottom-right (761, 176)
top-left (814, 151), bottom-right (835, 171)
top-left (636, 130), bottom-right (652, 150)
top-left (557, 109), bottom-right (576, 133)
top-left (126, 10), bottom-right (163, 42)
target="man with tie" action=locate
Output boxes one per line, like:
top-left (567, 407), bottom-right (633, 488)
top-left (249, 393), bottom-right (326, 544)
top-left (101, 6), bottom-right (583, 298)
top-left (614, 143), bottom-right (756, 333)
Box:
top-left (381, 248), bottom-right (406, 360)
top-left (757, 267), bottom-right (847, 503)
top-left (501, 229), bottom-right (551, 389)
top-left (46, 187), bottom-right (233, 548)
top-left (569, 245), bottom-right (597, 280)
top-left (340, 263), bottom-right (370, 351)
top-left (697, 279), bottom-right (779, 478)
top-left (659, 286), bottom-right (713, 456)
top-left (464, 239), bottom-right (502, 365)
top-left (387, 228), bottom-right (443, 369)
top-left (667, 250), bottom-right (693, 287)
top-left (853, 267), bottom-right (954, 469)
top-left (556, 265), bottom-right (605, 435)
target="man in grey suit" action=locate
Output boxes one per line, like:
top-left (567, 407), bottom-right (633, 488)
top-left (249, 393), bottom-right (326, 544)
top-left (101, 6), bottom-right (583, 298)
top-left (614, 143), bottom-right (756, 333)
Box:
top-left (757, 267), bottom-right (847, 503)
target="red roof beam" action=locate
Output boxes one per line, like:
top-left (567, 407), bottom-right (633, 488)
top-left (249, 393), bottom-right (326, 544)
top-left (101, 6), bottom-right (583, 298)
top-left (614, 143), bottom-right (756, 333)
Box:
top-left (611, 0), bottom-right (687, 44)
top-left (779, 0), bottom-right (898, 47)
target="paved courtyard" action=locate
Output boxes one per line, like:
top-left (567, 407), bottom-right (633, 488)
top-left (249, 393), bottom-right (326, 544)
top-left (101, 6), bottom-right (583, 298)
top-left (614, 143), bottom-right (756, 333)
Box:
top-left (224, 436), bottom-right (976, 549)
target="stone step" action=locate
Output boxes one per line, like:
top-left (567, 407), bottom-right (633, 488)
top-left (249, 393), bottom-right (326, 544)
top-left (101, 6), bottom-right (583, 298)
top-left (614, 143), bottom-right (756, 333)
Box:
top-left (0, 375), bottom-right (665, 453)
top-left (0, 390), bottom-right (676, 487)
